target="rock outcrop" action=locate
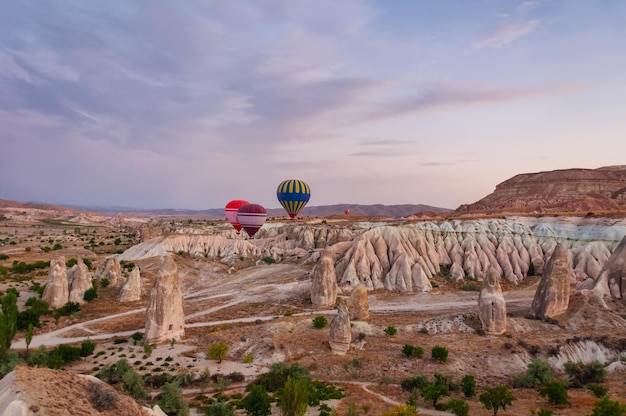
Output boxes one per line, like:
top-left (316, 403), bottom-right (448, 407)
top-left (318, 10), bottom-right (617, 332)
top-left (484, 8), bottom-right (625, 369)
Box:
top-left (42, 257), bottom-right (69, 309)
top-left (145, 256), bottom-right (185, 344)
top-left (593, 235), bottom-right (626, 303)
top-left (348, 284), bottom-right (369, 321)
top-left (329, 299), bottom-right (351, 354)
top-left (531, 244), bottom-right (572, 319)
top-left (478, 268), bottom-right (507, 335)
top-left (0, 366), bottom-right (161, 416)
top-left (311, 252), bottom-right (339, 307)
top-left (119, 267), bottom-right (142, 302)
top-left (68, 258), bottom-right (92, 304)
top-left (96, 257), bottom-right (123, 286)
top-left (458, 166), bottom-right (626, 213)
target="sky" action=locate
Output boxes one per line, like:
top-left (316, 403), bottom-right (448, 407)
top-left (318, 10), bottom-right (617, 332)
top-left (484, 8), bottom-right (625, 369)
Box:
top-left (1, 1), bottom-right (625, 210)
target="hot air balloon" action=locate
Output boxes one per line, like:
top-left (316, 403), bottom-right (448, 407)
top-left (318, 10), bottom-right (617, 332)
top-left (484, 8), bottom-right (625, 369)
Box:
top-left (236, 204), bottom-right (267, 237)
top-left (276, 179), bottom-right (310, 218)
top-left (344, 209), bottom-right (350, 215)
top-left (224, 200), bottom-right (249, 232)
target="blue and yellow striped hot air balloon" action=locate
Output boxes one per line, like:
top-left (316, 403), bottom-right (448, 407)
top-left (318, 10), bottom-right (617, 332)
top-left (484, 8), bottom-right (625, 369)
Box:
top-left (276, 179), bottom-right (311, 218)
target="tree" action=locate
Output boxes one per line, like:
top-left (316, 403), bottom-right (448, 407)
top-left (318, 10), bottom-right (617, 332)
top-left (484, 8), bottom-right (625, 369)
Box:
top-left (443, 399), bottom-right (469, 416)
top-left (208, 341), bottom-right (229, 363)
top-left (25, 323), bottom-right (33, 354)
top-left (422, 382), bottom-right (450, 409)
top-left (80, 340), bottom-right (96, 359)
top-left (206, 401), bottom-right (233, 416)
top-left (157, 381), bottom-right (189, 416)
top-left (131, 331), bottom-right (143, 346)
top-left (278, 377), bottom-right (309, 416)
top-left (461, 375), bottom-right (476, 398)
top-left (242, 384), bottom-right (271, 416)
top-left (515, 358), bottom-right (553, 388)
top-left (538, 380), bottom-right (569, 406)
top-left (588, 397), bottom-right (626, 416)
top-left (479, 386), bottom-right (517, 416)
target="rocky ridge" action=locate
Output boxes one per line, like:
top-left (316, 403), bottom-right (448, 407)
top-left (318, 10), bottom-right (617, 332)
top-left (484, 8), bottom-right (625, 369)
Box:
top-left (458, 166), bottom-right (626, 213)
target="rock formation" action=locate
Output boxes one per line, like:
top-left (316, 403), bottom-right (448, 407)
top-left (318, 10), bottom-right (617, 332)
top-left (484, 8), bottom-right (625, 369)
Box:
top-left (593, 235), bottom-right (626, 303)
top-left (119, 267), bottom-right (142, 302)
top-left (348, 284), bottom-right (369, 321)
top-left (42, 257), bottom-right (69, 309)
top-left (311, 252), bottom-right (338, 307)
top-left (145, 256), bottom-right (185, 344)
top-left (478, 268), bottom-right (507, 335)
top-left (96, 257), bottom-right (123, 286)
top-left (68, 258), bottom-right (92, 304)
top-left (531, 244), bottom-right (572, 319)
top-left (0, 366), bottom-right (162, 415)
top-left (458, 166), bottom-right (626, 213)
top-left (329, 299), bottom-right (351, 354)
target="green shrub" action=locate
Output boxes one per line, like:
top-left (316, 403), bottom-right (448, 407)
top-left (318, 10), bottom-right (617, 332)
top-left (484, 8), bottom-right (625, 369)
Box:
top-left (479, 386), bottom-right (516, 416)
top-left (401, 375), bottom-right (428, 391)
top-left (564, 361), bottom-right (606, 387)
top-left (443, 398), bottom-right (469, 416)
top-left (538, 380), bottom-right (570, 405)
top-left (460, 283), bottom-right (479, 291)
top-left (384, 326), bottom-right (397, 336)
top-left (402, 344), bottom-right (424, 358)
top-left (100, 278), bottom-right (110, 288)
top-left (262, 256), bottom-right (276, 264)
top-left (461, 375), bottom-right (476, 397)
top-left (431, 345), bottom-right (449, 363)
top-left (312, 315), bottom-right (327, 329)
top-left (587, 383), bottom-right (608, 398)
top-left (514, 358), bottom-right (553, 388)
top-left (0, 254), bottom-right (9, 260)
top-left (56, 301), bottom-right (80, 316)
top-left (83, 287), bottom-right (98, 301)
top-left (588, 397), bottom-right (626, 416)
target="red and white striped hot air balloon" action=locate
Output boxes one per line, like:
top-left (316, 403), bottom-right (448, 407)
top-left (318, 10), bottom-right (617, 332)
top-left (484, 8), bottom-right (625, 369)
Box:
top-left (236, 204), bottom-right (267, 237)
top-left (224, 200), bottom-right (249, 232)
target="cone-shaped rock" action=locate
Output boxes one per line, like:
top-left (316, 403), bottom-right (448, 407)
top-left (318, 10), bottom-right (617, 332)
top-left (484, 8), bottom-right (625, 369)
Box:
top-left (478, 267), bottom-right (507, 335)
top-left (42, 257), bottom-right (69, 309)
top-left (311, 252), bottom-right (338, 307)
top-left (68, 258), bottom-right (92, 304)
top-left (329, 299), bottom-right (351, 355)
top-left (593, 235), bottom-right (626, 302)
top-left (531, 244), bottom-right (571, 319)
top-left (348, 284), bottom-right (369, 321)
top-left (119, 267), bottom-right (142, 302)
top-left (145, 256), bottom-right (185, 344)
top-left (97, 257), bottom-right (122, 286)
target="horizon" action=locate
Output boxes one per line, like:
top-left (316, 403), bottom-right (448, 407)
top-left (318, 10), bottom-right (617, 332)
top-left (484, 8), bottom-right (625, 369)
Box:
top-left (1, 1), bottom-right (625, 210)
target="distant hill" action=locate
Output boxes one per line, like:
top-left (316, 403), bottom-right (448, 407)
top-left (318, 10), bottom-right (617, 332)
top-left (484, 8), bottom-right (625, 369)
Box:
top-left (78, 203), bottom-right (451, 219)
top-left (457, 166), bottom-right (626, 213)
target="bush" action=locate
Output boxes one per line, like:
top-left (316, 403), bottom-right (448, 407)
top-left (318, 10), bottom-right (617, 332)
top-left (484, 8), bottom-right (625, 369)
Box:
top-left (587, 383), bottom-right (608, 398)
top-left (241, 384), bottom-right (271, 416)
top-left (538, 380), bottom-right (570, 405)
top-left (382, 405), bottom-right (419, 416)
top-left (461, 375), bottom-right (476, 398)
top-left (564, 361), bottom-right (606, 387)
top-left (0, 254), bottom-right (9, 260)
top-left (56, 301), bottom-right (80, 316)
top-left (443, 398), bottom-right (469, 416)
top-left (384, 326), bottom-right (397, 336)
top-left (401, 375), bottom-right (428, 391)
top-left (514, 358), bottom-right (553, 388)
top-left (100, 278), bottom-right (110, 288)
top-left (89, 382), bottom-right (119, 411)
top-left (460, 283), bottom-right (479, 291)
top-left (312, 315), bottom-right (327, 329)
top-left (83, 287), bottom-right (98, 302)
top-left (431, 345), bottom-right (449, 363)
top-left (262, 256), bottom-right (276, 264)
top-left (588, 397), bottom-right (626, 416)
top-left (402, 344), bottom-right (424, 358)
top-left (158, 381), bottom-right (189, 416)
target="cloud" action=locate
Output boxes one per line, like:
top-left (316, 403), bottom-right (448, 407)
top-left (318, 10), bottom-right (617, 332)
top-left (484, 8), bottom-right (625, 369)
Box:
top-left (473, 20), bottom-right (539, 48)
top-left (359, 139), bottom-right (413, 146)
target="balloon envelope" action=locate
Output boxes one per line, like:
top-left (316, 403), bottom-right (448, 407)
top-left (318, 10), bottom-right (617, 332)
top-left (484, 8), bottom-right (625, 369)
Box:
top-left (224, 200), bottom-right (249, 232)
top-left (237, 204), bottom-right (267, 237)
top-left (344, 209), bottom-right (350, 215)
top-left (276, 179), bottom-right (311, 218)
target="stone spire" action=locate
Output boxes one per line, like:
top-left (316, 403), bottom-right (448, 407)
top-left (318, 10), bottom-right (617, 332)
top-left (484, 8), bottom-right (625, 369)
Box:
top-left (42, 257), bottom-right (69, 309)
top-left (478, 267), bottom-right (507, 335)
top-left (531, 243), bottom-right (571, 319)
top-left (119, 267), bottom-right (142, 302)
top-left (68, 258), bottom-right (92, 304)
top-left (145, 256), bottom-right (185, 344)
top-left (329, 299), bottom-right (351, 355)
top-left (311, 252), bottom-right (338, 307)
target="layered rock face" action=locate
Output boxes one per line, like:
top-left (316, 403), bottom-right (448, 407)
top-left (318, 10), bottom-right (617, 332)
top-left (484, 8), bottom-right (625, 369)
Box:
top-left (145, 256), bottom-right (185, 344)
top-left (42, 257), bottom-right (69, 308)
top-left (96, 257), bottom-right (122, 286)
top-left (478, 268), bottom-right (507, 335)
top-left (593, 235), bottom-right (626, 302)
top-left (119, 267), bottom-right (142, 302)
top-left (329, 300), bottom-right (351, 354)
top-left (531, 244), bottom-right (572, 319)
top-left (458, 166), bottom-right (626, 212)
top-left (311, 252), bottom-right (339, 307)
top-left (68, 258), bottom-right (92, 304)
top-left (348, 284), bottom-right (369, 321)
